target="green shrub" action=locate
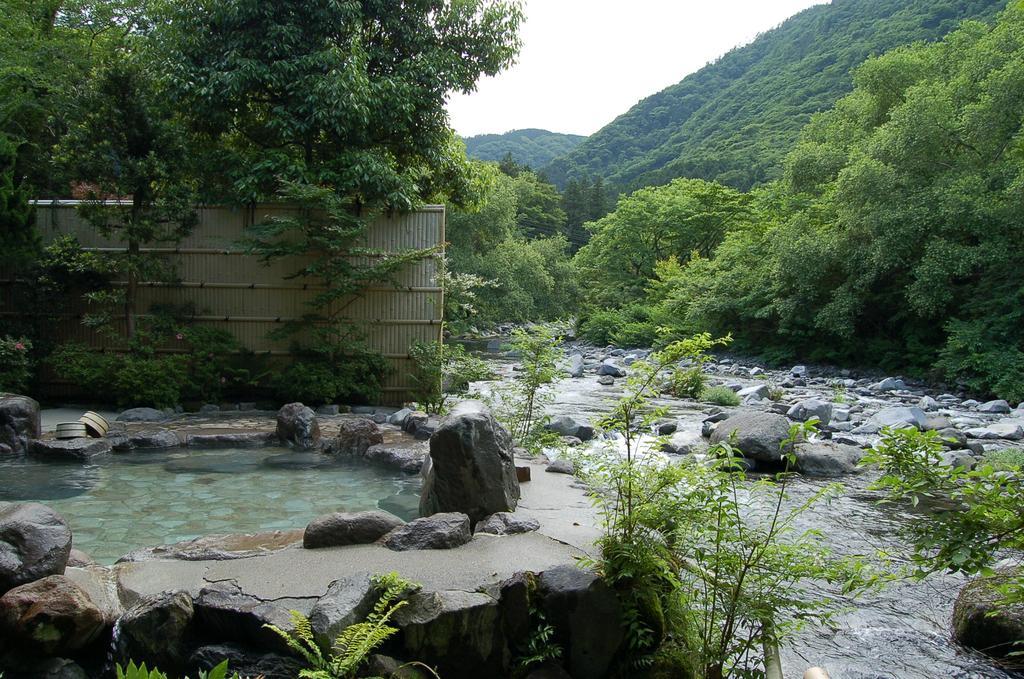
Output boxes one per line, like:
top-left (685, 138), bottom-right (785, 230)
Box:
top-left (0, 337), bottom-right (32, 393)
top-left (50, 343), bottom-right (186, 409)
top-left (578, 308), bottom-right (626, 346)
top-left (273, 351), bottom-right (389, 406)
top-left (612, 320), bottom-right (659, 349)
top-left (409, 341), bottom-right (493, 414)
top-left (117, 659), bottom-right (237, 679)
top-left (668, 366), bottom-right (706, 399)
top-left (175, 326), bottom-right (252, 403)
top-left (981, 448), bottom-right (1024, 471)
top-left (701, 385), bottom-right (740, 406)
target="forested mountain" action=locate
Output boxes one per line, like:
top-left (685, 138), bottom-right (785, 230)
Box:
top-left (463, 128), bottom-right (586, 168)
top-left (544, 0), bottom-right (1004, 192)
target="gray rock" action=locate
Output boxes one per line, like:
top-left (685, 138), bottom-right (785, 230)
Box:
top-left (0, 502), bottom-right (72, 593)
top-left (20, 657), bottom-right (90, 679)
top-left (116, 429), bottom-right (182, 451)
top-left (597, 375), bottom-right (615, 386)
top-left (966, 423), bottom-right (1024, 441)
top-left (419, 401), bottom-right (520, 523)
top-left (199, 404), bottom-right (220, 414)
top-left (0, 394), bottom-right (40, 456)
top-left (403, 411), bottom-right (428, 435)
top-left (832, 408), bottom-right (850, 423)
top-left (392, 589), bottom-right (506, 677)
top-left (978, 400), bottom-right (1012, 414)
top-left (67, 549), bottom-right (95, 568)
top-left (0, 575), bottom-right (105, 654)
top-left (383, 513), bottom-right (472, 551)
top-left (539, 566), bottom-right (624, 679)
top-left (193, 581), bottom-right (298, 653)
top-left (309, 573), bottom-right (377, 652)
top-left (953, 572), bottom-right (1024, 659)
top-left (871, 377), bottom-right (906, 392)
top-left (474, 512), bottom-right (540, 535)
top-left (655, 420), bottom-right (677, 436)
top-left (660, 430), bottom-right (703, 455)
top-left (962, 399), bottom-right (981, 409)
top-left (793, 441), bottom-right (863, 476)
top-left (388, 407), bottom-right (414, 427)
top-left (28, 437), bottom-right (112, 461)
top-left (870, 406), bottom-right (929, 431)
top-left (919, 396), bottom-right (940, 412)
top-left (275, 403), bottom-right (320, 449)
top-left (116, 407), bottom-right (168, 423)
top-left (566, 353), bottom-right (585, 378)
top-left (115, 590), bottom-right (194, 674)
top-left (940, 450), bottom-right (977, 470)
top-left (596, 361), bottom-right (626, 378)
top-left (545, 459), bottom-right (574, 474)
top-left (315, 404), bottom-right (340, 416)
top-left (737, 384), bottom-right (769, 401)
top-left (324, 418), bottom-right (384, 456)
top-left (188, 643), bottom-right (305, 679)
top-left (937, 428), bottom-right (968, 449)
top-left (185, 432), bottom-right (276, 448)
top-left (544, 415), bottom-right (595, 442)
top-left (360, 444), bottom-right (426, 474)
top-left (790, 365), bottom-right (808, 377)
top-left (786, 399), bottom-right (833, 425)
top-left (303, 511), bottom-right (404, 549)
top-left (709, 411), bottom-right (793, 463)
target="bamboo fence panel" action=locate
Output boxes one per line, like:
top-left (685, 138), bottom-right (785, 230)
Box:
top-left (2, 201), bottom-right (445, 404)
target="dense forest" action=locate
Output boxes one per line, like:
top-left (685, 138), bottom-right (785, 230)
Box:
top-left (543, 0), bottom-right (1004, 192)
top-left (462, 128), bottom-right (585, 168)
top-left (571, 1), bottom-right (1024, 401)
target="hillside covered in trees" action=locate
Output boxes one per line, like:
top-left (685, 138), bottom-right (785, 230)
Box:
top-left (463, 128), bottom-right (586, 168)
top-left (543, 0), bottom-right (1004, 192)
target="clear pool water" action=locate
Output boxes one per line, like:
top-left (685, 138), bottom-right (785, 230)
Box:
top-left (0, 447), bottom-right (421, 564)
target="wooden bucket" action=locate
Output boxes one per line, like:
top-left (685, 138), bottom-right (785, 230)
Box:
top-left (79, 411), bottom-right (110, 438)
top-left (55, 422), bottom-right (88, 440)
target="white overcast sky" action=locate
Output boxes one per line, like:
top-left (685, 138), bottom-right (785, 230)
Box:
top-left (448, 0), bottom-right (827, 138)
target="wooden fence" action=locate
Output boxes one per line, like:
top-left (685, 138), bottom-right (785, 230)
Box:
top-left (2, 201), bottom-right (445, 404)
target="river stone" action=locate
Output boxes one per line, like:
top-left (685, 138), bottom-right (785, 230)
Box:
top-left (383, 513), bottom-right (471, 551)
top-left (0, 502), bottom-right (72, 593)
top-left (709, 411), bottom-right (792, 462)
top-left (116, 407), bottom-right (168, 423)
top-left (0, 575), bottom-right (105, 654)
top-left (871, 377), bottom-right (905, 392)
top-left (940, 450), bottom-right (977, 469)
top-left (276, 402), bottom-right (320, 449)
top-left (953, 572), bottom-right (1024, 659)
top-left (870, 406), bottom-right (929, 431)
top-left (67, 549), bottom-right (95, 568)
top-left (419, 401), bottom-right (520, 523)
top-left (737, 384), bottom-right (769, 401)
top-left (185, 432), bottom-right (276, 448)
top-left (0, 394), bottom-right (40, 456)
top-left (544, 415), bottom-right (595, 442)
top-left (115, 590), bottom-right (194, 673)
top-left (539, 565), bottom-right (624, 679)
top-left (977, 399), bottom-right (1012, 414)
top-left (660, 430), bottom-right (703, 455)
top-left (188, 643), bottom-right (306, 679)
top-left (474, 512), bottom-right (540, 535)
top-left (597, 375), bottom-right (615, 385)
top-left (596, 361), bottom-right (626, 377)
top-left (303, 510), bottom-right (405, 549)
top-left (117, 429), bottom-right (182, 451)
top-left (392, 589), bottom-right (507, 678)
top-left (324, 418), bottom-right (383, 456)
top-left (546, 459), bottom-right (575, 474)
top-left (28, 438), bottom-right (112, 461)
top-left (309, 572), bottom-right (377, 652)
top-left (193, 582), bottom-right (298, 653)
top-left (786, 398), bottom-right (833, 425)
top-left (966, 422), bottom-right (1024, 441)
top-left (566, 353), bottom-right (585, 378)
top-left (919, 396), bottom-right (940, 411)
top-left (793, 441), bottom-right (863, 476)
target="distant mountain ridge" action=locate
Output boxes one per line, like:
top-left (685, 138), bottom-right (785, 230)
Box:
top-left (543, 0), bottom-right (1005, 191)
top-left (462, 128), bottom-right (586, 169)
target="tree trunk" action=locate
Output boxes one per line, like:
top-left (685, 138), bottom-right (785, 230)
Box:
top-left (126, 238), bottom-right (138, 339)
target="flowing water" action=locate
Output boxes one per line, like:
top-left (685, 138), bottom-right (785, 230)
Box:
top-left (477, 352), bottom-right (1021, 679)
top-left (0, 446), bottom-right (421, 564)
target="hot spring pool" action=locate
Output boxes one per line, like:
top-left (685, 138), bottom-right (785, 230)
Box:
top-left (0, 447), bottom-right (421, 563)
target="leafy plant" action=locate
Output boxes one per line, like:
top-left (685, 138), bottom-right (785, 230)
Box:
top-left (663, 333), bottom-right (732, 399)
top-left (831, 383), bottom-right (848, 404)
top-left (492, 325), bottom-right (563, 450)
top-left (573, 339), bottom-right (880, 676)
top-left (409, 340), bottom-right (493, 415)
top-left (514, 608), bottom-right (563, 675)
top-left (264, 572), bottom-right (424, 679)
top-left (701, 385), bottom-right (740, 407)
top-left (116, 659), bottom-right (237, 679)
top-left (50, 342), bottom-right (187, 409)
top-left (272, 348), bottom-right (390, 407)
top-left (0, 337), bottom-right (32, 394)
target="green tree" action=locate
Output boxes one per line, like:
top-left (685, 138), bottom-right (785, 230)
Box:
top-left (0, 132), bottom-right (36, 270)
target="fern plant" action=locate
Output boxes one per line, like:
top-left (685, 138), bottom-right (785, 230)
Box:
top-left (116, 660), bottom-right (237, 679)
top-left (264, 572), bottom-right (423, 679)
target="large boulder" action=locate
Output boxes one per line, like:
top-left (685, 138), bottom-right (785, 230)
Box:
top-left (660, 430), bottom-right (704, 456)
top-left (28, 438), bottom-right (112, 461)
top-left (308, 572), bottom-right (377, 652)
top-left (0, 502), bottom-right (72, 593)
top-left (383, 513), bottom-right (472, 551)
top-left (114, 429), bottom-right (182, 451)
top-left (539, 566), bottom-right (624, 679)
top-left (978, 400), bottom-right (1012, 414)
top-left (952, 572), bottom-right (1024, 659)
top-left (275, 403), bottom-right (320, 449)
top-left (793, 441), bottom-right (864, 476)
top-left (188, 643), bottom-right (306, 679)
top-left (566, 353), bottom-right (585, 378)
top-left (115, 590), bottom-right (195, 674)
top-left (419, 401), bottom-right (520, 523)
top-left (361, 443), bottom-right (426, 474)
top-left (709, 411), bottom-right (793, 462)
top-left (544, 415), bottom-right (595, 442)
top-left (786, 399), bottom-right (833, 425)
top-left (474, 512), bottom-right (540, 536)
top-left (323, 419), bottom-right (383, 456)
top-left (116, 407), bottom-right (169, 423)
top-left (0, 575), bottom-right (106, 654)
top-left (393, 590), bottom-right (507, 678)
top-left (192, 581), bottom-right (299, 653)
top-left (0, 394), bottom-right (40, 456)
top-left (870, 406), bottom-right (929, 431)
top-left (303, 510), bottom-right (404, 549)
